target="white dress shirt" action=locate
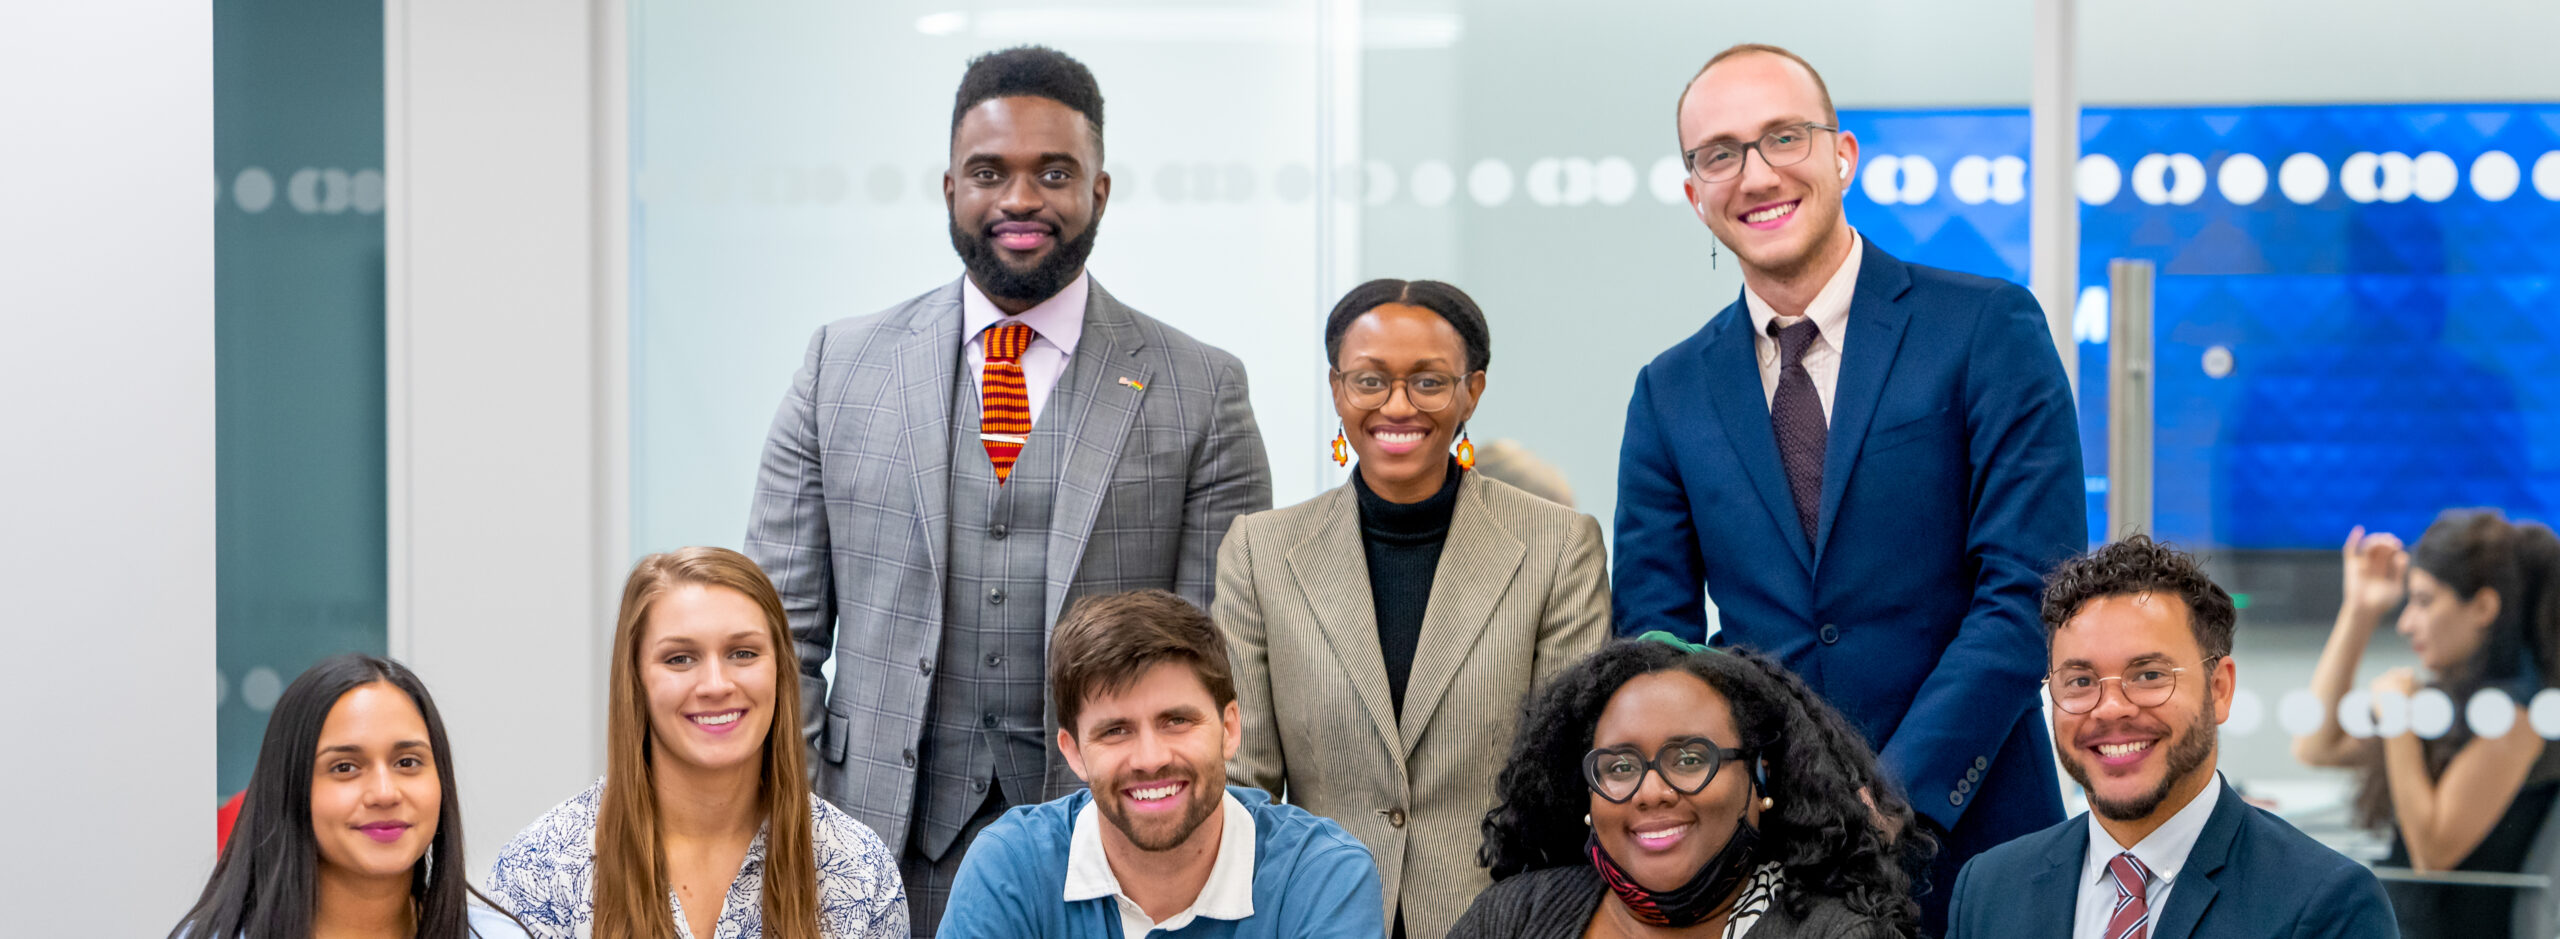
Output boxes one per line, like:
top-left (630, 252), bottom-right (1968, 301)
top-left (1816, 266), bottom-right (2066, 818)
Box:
top-left (1741, 230), bottom-right (1863, 422)
top-left (1064, 789), bottom-right (1258, 939)
top-left (2072, 773), bottom-right (2224, 939)
top-left (960, 271), bottom-right (1089, 427)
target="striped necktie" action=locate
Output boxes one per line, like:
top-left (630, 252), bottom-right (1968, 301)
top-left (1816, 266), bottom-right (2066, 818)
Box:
top-left (979, 322), bottom-right (1036, 483)
top-left (2105, 851), bottom-right (2152, 939)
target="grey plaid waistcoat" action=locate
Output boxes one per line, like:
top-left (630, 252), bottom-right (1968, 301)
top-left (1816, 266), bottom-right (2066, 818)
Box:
top-left (909, 367), bottom-right (1060, 861)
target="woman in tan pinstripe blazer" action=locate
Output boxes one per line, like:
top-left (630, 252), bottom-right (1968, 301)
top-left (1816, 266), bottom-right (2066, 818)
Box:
top-left (1215, 279), bottom-right (1610, 939)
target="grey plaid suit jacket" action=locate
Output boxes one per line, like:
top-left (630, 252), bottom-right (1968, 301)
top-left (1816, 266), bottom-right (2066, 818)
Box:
top-left (744, 276), bottom-right (1272, 853)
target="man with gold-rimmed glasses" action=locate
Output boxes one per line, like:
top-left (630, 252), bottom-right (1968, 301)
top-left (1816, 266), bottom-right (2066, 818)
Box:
top-left (1946, 536), bottom-right (2393, 939)
top-left (1612, 41), bottom-right (2086, 936)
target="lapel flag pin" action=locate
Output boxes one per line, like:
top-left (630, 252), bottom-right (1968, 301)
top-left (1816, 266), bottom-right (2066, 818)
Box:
top-left (1118, 377), bottom-right (1145, 391)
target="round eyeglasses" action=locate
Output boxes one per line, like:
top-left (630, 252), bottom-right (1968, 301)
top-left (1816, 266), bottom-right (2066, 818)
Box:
top-left (2045, 656), bottom-right (2220, 714)
top-left (1581, 737), bottom-right (1751, 804)
top-left (1683, 122), bottom-right (1840, 184)
top-left (1332, 369), bottom-right (1470, 412)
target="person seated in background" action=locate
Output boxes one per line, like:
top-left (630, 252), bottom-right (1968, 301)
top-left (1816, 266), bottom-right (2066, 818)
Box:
top-left (1217, 277), bottom-right (1609, 939)
top-left (2296, 510), bottom-right (2560, 939)
top-left (491, 547), bottom-right (906, 939)
top-left (1948, 536), bottom-right (2394, 939)
top-left (938, 590), bottom-right (1385, 938)
top-left (1452, 636), bottom-right (1924, 939)
top-left (169, 653), bottom-right (531, 938)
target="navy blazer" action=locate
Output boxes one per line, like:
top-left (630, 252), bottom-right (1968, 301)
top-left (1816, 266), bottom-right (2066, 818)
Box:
top-left (1612, 240), bottom-right (2084, 913)
top-left (1947, 781), bottom-right (2397, 939)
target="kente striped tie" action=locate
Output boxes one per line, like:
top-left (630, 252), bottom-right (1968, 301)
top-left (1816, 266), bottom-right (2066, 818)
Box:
top-left (2105, 852), bottom-right (2152, 939)
top-left (979, 322), bottom-right (1036, 482)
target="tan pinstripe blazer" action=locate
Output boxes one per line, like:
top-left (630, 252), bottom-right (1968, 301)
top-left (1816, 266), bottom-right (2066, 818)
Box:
top-left (1215, 470), bottom-right (1609, 939)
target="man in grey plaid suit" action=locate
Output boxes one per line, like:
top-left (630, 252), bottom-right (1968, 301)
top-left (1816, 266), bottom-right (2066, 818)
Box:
top-left (744, 46), bottom-right (1271, 936)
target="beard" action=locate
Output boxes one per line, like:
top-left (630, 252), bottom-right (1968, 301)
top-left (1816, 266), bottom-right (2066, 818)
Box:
top-left (2059, 703), bottom-right (2218, 822)
top-left (1091, 765), bottom-right (1220, 853)
top-left (949, 212), bottom-right (1101, 306)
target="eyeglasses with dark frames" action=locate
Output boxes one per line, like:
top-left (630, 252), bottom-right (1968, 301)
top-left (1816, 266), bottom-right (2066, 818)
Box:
top-left (1683, 122), bottom-right (1841, 184)
top-left (2045, 655), bottom-right (2221, 714)
top-left (1581, 737), bottom-right (1752, 804)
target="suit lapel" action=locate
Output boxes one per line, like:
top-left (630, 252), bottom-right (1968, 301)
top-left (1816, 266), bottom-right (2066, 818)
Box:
top-left (890, 283), bottom-right (964, 583)
top-left (1703, 308), bottom-right (1814, 575)
top-left (2024, 820), bottom-right (2091, 939)
top-left (1812, 241), bottom-right (1914, 567)
top-left (1041, 280), bottom-right (1154, 625)
top-left (1284, 486), bottom-right (1404, 773)
top-left (1397, 473), bottom-right (1525, 753)
top-left (2149, 784), bottom-right (2243, 939)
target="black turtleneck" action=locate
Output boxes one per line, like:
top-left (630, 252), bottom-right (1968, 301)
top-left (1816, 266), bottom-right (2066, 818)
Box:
top-left (1352, 457), bottom-right (1463, 716)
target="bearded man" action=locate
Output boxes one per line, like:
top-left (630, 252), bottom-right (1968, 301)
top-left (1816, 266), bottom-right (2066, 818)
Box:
top-left (743, 45), bottom-right (1272, 936)
top-left (1947, 536), bottom-right (2393, 939)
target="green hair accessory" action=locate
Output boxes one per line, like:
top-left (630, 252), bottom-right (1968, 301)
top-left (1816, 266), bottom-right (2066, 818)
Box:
top-left (1633, 630), bottom-right (1717, 655)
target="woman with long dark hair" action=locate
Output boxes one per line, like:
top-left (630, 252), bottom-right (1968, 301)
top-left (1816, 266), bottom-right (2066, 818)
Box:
top-left (490, 547), bottom-right (906, 938)
top-left (169, 653), bottom-right (529, 938)
top-left (1452, 638), bottom-right (1924, 938)
top-left (2296, 509), bottom-right (2560, 938)
top-left (1218, 278), bottom-right (1609, 939)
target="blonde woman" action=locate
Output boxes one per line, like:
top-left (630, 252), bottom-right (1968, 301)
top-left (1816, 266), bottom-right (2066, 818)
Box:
top-left (492, 547), bottom-right (906, 938)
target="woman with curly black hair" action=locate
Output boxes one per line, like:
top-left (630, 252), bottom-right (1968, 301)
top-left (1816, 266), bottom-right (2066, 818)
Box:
top-left (1450, 637), bottom-right (1924, 938)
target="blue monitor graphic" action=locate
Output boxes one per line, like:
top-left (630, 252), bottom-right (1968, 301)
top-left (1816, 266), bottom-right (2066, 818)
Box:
top-left (1838, 104), bottom-right (2560, 549)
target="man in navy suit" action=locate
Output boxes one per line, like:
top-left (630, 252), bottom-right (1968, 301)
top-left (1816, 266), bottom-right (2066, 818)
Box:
top-left (1612, 43), bottom-right (2085, 932)
top-left (1948, 536), bottom-right (2393, 939)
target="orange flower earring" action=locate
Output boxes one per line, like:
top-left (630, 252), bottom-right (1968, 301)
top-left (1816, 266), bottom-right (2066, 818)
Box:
top-left (1331, 425), bottom-right (1349, 467)
top-left (1454, 430), bottom-right (1476, 471)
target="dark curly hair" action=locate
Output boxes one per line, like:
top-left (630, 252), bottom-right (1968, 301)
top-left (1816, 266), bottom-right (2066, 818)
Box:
top-left (2040, 534), bottom-right (2236, 659)
top-left (1323, 278), bottom-right (1492, 374)
top-left (1479, 640), bottom-right (1925, 931)
top-left (951, 46), bottom-right (1105, 158)
top-left (2355, 509), bottom-right (2560, 829)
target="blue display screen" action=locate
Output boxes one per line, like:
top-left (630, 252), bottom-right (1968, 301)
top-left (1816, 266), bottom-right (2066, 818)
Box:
top-left (1840, 104), bottom-right (2560, 549)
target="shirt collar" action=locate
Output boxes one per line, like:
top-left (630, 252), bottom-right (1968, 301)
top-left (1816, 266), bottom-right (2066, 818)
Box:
top-left (961, 270), bottom-right (1089, 355)
top-left (1743, 229), bottom-right (1862, 341)
top-left (2084, 771), bottom-right (2224, 892)
top-left (1064, 788), bottom-right (1258, 925)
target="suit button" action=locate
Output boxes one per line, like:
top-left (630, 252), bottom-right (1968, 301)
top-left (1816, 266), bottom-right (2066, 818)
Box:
top-left (1949, 791), bottom-right (1965, 807)
top-left (1957, 779), bottom-right (1973, 795)
top-left (982, 713), bottom-right (999, 728)
top-left (986, 653), bottom-right (1005, 667)
top-left (1818, 623), bottom-right (1840, 644)
top-left (902, 749), bottom-right (916, 768)
top-left (1965, 767), bottom-right (1981, 783)
top-left (991, 524), bottom-right (1009, 539)
top-left (1387, 809), bottom-right (1406, 828)
top-left (971, 780), bottom-right (987, 794)
top-left (989, 587), bottom-right (1006, 605)
top-left (918, 657), bottom-right (934, 677)
top-left (1974, 756), bottom-right (1990, 771)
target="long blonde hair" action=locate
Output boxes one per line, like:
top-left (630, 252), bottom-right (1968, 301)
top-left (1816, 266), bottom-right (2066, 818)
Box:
top-left (594, 547), bottom-right (819, 939)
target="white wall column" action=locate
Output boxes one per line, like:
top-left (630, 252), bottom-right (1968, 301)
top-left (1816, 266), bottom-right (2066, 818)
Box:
top-left (387, 0), bottom-right (628, 873)
top-left (0, 2), bottom-right (217, 928)
top-left (2030, 0), bottom-right (2080, 388)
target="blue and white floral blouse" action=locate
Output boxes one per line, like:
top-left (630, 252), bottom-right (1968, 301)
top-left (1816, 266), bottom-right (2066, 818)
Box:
top-left (489, 779), bottom-right (907, 939)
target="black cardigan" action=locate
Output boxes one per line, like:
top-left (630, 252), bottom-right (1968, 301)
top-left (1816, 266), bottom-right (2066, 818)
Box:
top-left (1445, 866), bottom-right (1904, 939)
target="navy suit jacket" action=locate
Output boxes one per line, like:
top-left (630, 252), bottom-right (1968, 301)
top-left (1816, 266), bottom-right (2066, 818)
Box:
top-left (1612, 240), bottom-right (2084, 903)
top-left (1948, 781), bottom-right (2396, 939)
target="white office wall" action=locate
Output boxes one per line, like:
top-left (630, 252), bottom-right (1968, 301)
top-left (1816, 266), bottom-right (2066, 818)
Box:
top-left (0, 2), bottom-right (217, 929)
top-left (386, 0), bottom-right (623, 878)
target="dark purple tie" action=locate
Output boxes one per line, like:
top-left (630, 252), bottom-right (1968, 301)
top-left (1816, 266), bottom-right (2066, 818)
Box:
top-left (1768, 318), bottom-right (1826, 548)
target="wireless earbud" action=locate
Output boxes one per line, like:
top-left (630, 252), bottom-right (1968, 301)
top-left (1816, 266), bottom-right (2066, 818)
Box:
top-left (1838, 157), bottom-right (1851, 180)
